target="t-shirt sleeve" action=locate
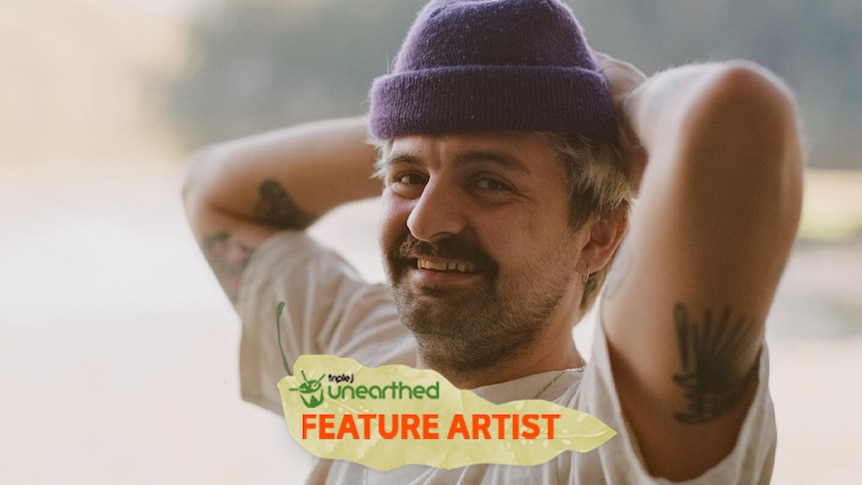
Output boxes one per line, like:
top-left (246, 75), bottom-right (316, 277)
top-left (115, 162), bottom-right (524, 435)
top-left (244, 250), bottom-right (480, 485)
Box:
top-left (234, 231), bottom-right (416, 414)
top-left (575, 317), bottom-right (776, 484)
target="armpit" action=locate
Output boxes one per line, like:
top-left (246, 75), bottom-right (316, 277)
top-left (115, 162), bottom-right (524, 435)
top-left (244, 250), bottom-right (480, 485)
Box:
top-left (672, 303), bottom-right (762, 424)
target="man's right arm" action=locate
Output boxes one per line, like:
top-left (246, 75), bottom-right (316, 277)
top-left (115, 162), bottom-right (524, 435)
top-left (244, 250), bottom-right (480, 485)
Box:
top-left (182, 116), bottom-right (382, 303)
top-left (599, 59), bottom-right (802, 480)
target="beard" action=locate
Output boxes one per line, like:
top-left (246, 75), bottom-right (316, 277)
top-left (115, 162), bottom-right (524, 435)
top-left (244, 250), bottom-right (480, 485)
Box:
top-left (384, 233), bottom-right (575, 374)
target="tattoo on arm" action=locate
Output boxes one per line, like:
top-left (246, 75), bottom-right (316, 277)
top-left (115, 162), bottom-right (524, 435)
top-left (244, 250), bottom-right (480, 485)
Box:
top-left (672, 304), bottom-right (761, 424)
top-left (201, 231), bottom-right (254, 303)
top-left (255, 179), bottom-right (316, 229)
top-left (200, 181), bottom-right (312, 302)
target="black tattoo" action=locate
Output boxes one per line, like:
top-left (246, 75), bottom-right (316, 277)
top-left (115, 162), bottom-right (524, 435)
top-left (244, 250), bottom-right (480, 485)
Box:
top-left (201, 231), bottom-right (254, 303)
top-left (255, 179), bottom-right (316, 229)
top-left (672, 304), bottom-right (760, 424)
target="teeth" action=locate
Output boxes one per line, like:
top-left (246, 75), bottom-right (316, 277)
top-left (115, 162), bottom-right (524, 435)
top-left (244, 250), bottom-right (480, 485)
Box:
top-left (418, 259), bottom-right (476, 273)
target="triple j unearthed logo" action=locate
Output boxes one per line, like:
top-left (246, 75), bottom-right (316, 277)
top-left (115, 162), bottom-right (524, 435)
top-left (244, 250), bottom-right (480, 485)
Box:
top-left (289, 370), bottom-right (326, 409)
top-left (277, 301), bottom-right (441, 410)
top-left (289, 368), bottom-right (441, 409)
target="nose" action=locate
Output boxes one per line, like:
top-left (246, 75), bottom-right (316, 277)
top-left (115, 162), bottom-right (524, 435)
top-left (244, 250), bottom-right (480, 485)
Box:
top-left (406, 179), bottom-right (466, 242)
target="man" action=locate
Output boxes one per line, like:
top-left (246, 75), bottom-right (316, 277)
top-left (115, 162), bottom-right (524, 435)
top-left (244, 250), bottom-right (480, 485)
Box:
top-left (183, 0), bottom-right (803, 483)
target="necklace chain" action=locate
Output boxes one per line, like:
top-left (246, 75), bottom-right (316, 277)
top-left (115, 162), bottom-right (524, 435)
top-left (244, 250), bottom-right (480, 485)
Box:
top-left (532, 370), bottom-right (568, 400)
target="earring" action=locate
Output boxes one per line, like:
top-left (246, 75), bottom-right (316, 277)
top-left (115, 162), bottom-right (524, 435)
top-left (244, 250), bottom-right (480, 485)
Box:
top-left (582, 267), bottom-right (590, 286)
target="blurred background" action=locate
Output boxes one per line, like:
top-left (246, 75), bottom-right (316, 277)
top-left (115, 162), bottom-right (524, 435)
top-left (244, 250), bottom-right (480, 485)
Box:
top-left (1, 0), bottom-right (860, 483)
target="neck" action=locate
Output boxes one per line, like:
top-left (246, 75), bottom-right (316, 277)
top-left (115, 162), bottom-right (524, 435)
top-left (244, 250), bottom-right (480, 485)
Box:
top-left (418, 333), bottom-right (585, 389)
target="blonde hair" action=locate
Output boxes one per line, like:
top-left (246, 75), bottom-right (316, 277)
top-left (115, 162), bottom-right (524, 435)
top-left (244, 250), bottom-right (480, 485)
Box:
top-left (544, 132), bottom-right (632, 314)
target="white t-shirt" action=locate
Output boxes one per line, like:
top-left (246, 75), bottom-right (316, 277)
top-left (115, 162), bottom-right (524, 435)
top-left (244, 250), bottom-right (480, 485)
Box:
top-left (236, 232), bottom-right (776, 484)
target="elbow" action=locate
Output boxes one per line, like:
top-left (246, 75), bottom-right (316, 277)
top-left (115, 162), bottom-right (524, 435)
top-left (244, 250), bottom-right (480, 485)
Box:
top-left (181, 143), bottom-right (226, 228)
top-left (182, 144), bottom-right (222, 209)
top-left (682, 61), bottom-right (804, 183)
top-left (693, 61), bottom-right (801, 155)
top-left (680, 61), bottom-right (805, 237)
top-left (182, 146), bottom-right (209, 205)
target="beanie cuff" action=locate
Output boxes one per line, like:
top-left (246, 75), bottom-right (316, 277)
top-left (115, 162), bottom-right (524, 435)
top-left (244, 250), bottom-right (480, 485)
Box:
top-left (369, 65), bottom-right (617, 141)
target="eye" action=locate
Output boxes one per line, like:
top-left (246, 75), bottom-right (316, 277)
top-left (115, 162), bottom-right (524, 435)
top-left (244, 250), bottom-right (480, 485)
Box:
top-left (394, 173), bottom-right (428, 186)
top-left (388, 171), bottom-right (427, 197)
top-left (475, 177), bottom-right (511, 192)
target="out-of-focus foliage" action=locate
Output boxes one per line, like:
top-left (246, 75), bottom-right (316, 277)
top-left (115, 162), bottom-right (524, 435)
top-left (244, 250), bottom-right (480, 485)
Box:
top-left (569, 0), bottom-right (862, 170)
top-left (167, 0), bottom-right (427, 148)
top-left (165, 0), bottom-right (862, 169)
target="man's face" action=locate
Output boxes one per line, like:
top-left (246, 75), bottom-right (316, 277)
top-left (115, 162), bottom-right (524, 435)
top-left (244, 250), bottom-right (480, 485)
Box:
top-left (379, 131), bottom-right (587, 373)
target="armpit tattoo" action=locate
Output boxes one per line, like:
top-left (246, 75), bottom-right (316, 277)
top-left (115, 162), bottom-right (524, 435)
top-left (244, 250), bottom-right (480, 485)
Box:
top-left (202, 231), bottom-right (254, 303)
top-left (255, 179), bottom-right (316, 229)
top-left (672, 304), bottom-right (760, 424)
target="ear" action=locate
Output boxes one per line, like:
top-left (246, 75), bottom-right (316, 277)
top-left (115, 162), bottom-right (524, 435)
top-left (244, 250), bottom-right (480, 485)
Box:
top-left (578, 208), bottom-right (629, 275)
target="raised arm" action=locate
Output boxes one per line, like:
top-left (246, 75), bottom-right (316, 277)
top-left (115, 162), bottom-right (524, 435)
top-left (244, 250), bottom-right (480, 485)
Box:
top-left (600, 59), bottom-right (803, 480)
top-left (182, 116), bottom-right (381, 303)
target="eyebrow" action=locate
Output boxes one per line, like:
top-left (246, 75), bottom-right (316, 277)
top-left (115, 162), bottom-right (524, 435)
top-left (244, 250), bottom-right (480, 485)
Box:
top-left (383, 150), bottom-right (531, 175)
top-left (383, 152), bottom-right (421, 168)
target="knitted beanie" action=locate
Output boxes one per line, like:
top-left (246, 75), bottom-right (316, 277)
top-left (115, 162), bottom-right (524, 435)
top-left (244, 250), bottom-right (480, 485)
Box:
top-left (369, 0), bottom-right (616, 141)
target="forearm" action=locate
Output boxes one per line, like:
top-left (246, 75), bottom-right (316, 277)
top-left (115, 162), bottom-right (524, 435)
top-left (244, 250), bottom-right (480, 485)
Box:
top-left (183, 116), bottom-right (382, 303)
top-left (183, 116), bottom-right (381, 233)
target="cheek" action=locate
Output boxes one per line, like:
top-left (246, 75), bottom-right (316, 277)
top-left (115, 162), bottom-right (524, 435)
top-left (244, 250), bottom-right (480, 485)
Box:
top-left (379, 190), bottom-right (411, 250)
top-left (494, 216), bottom-right (581, 277)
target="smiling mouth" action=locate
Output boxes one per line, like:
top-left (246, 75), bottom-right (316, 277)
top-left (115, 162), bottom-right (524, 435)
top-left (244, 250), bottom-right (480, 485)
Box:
top-left (416, 258), bottom-right (477, 274)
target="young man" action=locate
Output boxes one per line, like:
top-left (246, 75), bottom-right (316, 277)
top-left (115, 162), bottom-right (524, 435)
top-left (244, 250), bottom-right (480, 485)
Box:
top-left (183, 0), bottom-right (803, 483)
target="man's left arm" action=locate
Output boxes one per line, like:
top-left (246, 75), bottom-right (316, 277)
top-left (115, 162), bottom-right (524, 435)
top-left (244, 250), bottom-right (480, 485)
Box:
top-left (600, 58), bottom-right (803, 480)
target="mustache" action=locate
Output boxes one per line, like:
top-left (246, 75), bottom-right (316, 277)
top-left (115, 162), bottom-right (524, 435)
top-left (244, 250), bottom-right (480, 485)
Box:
top-left (388, 233), bottom-right (497, 271)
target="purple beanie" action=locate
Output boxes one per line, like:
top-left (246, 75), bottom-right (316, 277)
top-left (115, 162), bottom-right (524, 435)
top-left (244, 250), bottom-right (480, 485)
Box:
top-left (369, 0), bottom-right (616, 141)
